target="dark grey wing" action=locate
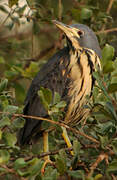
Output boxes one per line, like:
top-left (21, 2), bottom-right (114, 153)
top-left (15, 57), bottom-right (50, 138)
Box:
top-left (18, 47), bottom-right (69, 145)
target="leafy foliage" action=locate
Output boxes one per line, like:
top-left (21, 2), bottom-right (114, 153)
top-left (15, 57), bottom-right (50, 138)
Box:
top-left (0, 0), bottom-right (117, 179)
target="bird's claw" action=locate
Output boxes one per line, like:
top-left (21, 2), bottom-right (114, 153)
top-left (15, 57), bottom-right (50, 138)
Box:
top-left (41, 159), bottom-right (55, 175)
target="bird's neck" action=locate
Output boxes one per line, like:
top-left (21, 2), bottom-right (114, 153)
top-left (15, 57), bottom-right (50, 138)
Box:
top-left (66, 37), bottom-right (82, 53)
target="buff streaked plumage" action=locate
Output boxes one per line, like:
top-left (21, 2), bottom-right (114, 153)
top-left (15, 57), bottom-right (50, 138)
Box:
top-left (18, 20), bottom-right (101, 145)
top-left (64, 48), bottom-right (101, 126)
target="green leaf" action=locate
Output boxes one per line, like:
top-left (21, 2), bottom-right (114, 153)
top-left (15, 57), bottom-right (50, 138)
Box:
top-left (0, 130), bottom-right (2, 140)
top-left (43, 167), bottom-right (58, 180)
top-left (0, 167), bottom-right (6, 173)
top-left (0, 150), bottom-right (10, 164)
top-left (93, 72), bottom-right (110, 100)
top-left (53, 92), bottom-right (61, 104)
top-left (28, 158), bottom-right (44, 176)
top-left (71, 9), bottom-right (81, 22)
top-left (38, 90), bottom-right (49, 110)
top-left (56, 150), bottom-right (67, 175)
top-left (5, 70), bottom-right (18, 79)
top-left (93, 103), bottom-right (114, 120)
top-left (14, 158), bottom-right (27, 170)
top-left (8, 0), bottom-right (19, 8)
top-left (40, 87), bottom-right (52, 105)
top-left (56, 157), bottom-right (66, 175)
top-left (97, 121), bottom-right (116, 137)
top-left (12, 118), bottom-right (25, 130)
top-left (94, 174), bottom-right (103, 180)
top-left (59, 149), bottom-right (67, 161)
top-left (108, 83), bottom-right (117, 93)
top-left (16, 5), bottom-right (27, 16)
top-left (106, 101), bottom-right (117, 121)
top-left (107, 160), bottom-right (117, 172)
top-left (55, 101), bottom-right (66, 108)
top-left (16, 169), bottom-right (30, 177)
top-left (103, 61), bottom-right (114, 73)
top-left (112, 139), bottom-right (117, 153)
top-left (48, 106), bottom-right (59, 116)
top-left (14, 83), bottom-right (26, 103)
top-left (32, 142), bottom-right (43, 155)
top-left (73, 140), bottom-right (81, 155)
top-left (0, 56), bottom-right (5, 64)
top-left (81, 8), bottom-right (93, 20)
top-left (71, 155), bottom-right (78, 170)
top-left (27, 157), bottom-right (41, 166)
top-left (0, 116), bottom-right (11, 128)
top-left (4, 105), bottom-right (18, 114)
top-left (12, 66), bottom-right (24, 73)
top-left (0, 79), bottom-right (8, 93)
top-left (67, 170), bottom-right (85, 180)
top-left (7, 22), bottom-right (14, 30)
top-left (3, 132), bottom-right (17, 147)
top-left (22, 62), bottom-right (39, 78)
top-left (98, 135), bottom-right (108, 149)
top-left (0, 5), bottom-right (9, 13)
top-left (102, 44), bottom-right (115, 65)
top-left (38, 87), bottom-right (53, 111)
top-left (33, 21), bottom-right (40, 35)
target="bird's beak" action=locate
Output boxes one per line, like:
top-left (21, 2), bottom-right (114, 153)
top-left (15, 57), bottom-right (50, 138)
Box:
top-left (52, 20), bottom-right (83, 39)
top-left (52, 20), bottom-right (71, 32)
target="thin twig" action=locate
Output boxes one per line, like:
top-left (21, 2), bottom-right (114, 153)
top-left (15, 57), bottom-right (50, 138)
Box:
top-left (0, 111), bottom-right (100, 144)
top-left (87, 152), bottom-right (109, 178)
top-left (111, 174), bottom-right (117, 180)
top-left (73, 134), bottom-right (99, 149)
top-left (9, 147), bottom-right (73, 162)
top-left (31, 31), bottom-right (34, 58)
top-left (96, 27), bottom-right (117, 34)
top-left (0, 7), bottom-right (17, 32)
top-left (24, 44), bottom-right (55, 68)
top-left (24, 147), bottom-right (73, 161)
top-left (106, 0), bottom-right (115, 14)
top-left (0, 165), bottom-right (26, 180)
top-left (58, 0), bottom-right (62, 21)
top-left (101, 0), bottom-right (115, 31)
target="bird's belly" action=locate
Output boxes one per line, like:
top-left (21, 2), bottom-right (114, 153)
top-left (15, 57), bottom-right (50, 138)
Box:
top-left (64, 54), bottom-right (93, 126)
top-left (64, 85), bottom-right (91, 126)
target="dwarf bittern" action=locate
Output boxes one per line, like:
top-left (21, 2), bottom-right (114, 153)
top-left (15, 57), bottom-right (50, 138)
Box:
top-left (18, 21), bottom-right (101, 158)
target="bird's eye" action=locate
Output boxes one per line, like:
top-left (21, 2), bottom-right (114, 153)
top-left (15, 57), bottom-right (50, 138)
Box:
top-left (77, 30), bottom-right (84, 37)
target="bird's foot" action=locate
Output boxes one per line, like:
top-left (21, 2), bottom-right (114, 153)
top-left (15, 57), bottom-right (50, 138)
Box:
top-left (41, 159), bottom-right (55, 175)
top-left (62, 127), bottom-right (74, 156)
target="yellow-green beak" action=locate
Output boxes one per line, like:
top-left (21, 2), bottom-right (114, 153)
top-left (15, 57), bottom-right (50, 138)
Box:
top-left (52, 20), bottom-right (83, 39)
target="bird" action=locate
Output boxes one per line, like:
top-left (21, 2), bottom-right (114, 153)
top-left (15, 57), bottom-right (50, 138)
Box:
top-left (18, 20), bottom-right (101, 157)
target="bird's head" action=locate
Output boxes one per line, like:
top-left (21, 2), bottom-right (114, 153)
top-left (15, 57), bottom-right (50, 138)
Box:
top-left (53, 20), bottom-right (101, 58)
top-left (53, 20), bottom-right (84, 50)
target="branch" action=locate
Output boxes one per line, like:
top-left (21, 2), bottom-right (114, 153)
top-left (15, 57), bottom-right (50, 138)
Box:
top-left (24, 147), bottom-right (73, 161)
top-left (0, 7), bottom-right (18, 32)
top-left (0, 111), bottom-right (100, 144)
top-left (106, 0), bottom-right (115, 14)
top-left (87, 152), bottom-right (109, 178)
top-left (101, 0), bottom-right (115, 31)
top-left (23, 44), bottom-right (55, 68)
top-left (96, 27), bottom-right (117, 34)
top-left (58, 0), bottom-right (62, 21)
top-left (0, 165), bottom-right (26, 180)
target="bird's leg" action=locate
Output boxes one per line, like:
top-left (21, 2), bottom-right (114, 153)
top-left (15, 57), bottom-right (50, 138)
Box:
top-left (43, 131), bottom-right (49, 160)
top-left (62, 127), bottom-right (74, 155)
top-left (41, 130), bottom-right (54, 175)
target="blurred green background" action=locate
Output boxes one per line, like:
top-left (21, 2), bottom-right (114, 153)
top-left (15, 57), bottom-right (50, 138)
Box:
top-left (0, 0), bottom-right (117, 179)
